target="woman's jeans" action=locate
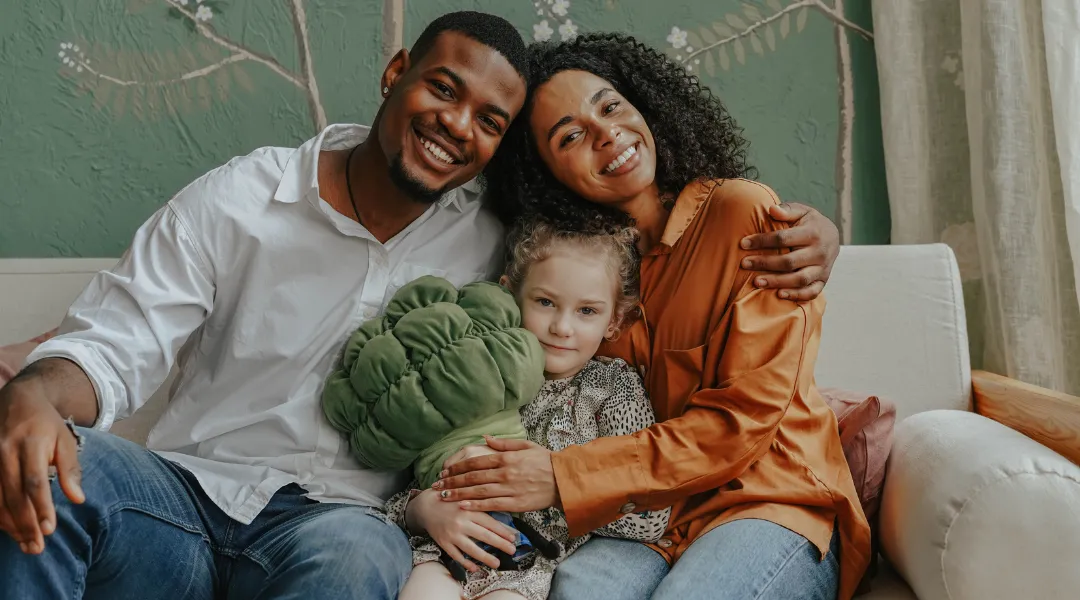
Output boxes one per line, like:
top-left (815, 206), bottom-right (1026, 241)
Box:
top-left (0, 427), bottom-right (411, 600)
top-left (550, 518), bottom-right (841, 600)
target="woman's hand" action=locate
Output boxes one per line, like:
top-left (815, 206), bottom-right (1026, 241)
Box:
top-left (406, 488), bottom-right (519, 573)
top-left (740, 202), bottom-right (840, 301)
top-left (442, 443), bottom-right (499, 471)
top-left (433, 437), bottom-right (560, 513)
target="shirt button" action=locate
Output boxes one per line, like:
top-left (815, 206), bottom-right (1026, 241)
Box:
top-left (657, 538), bottom-right (673, 549)
top-left (619, 502), bottom-right (636, 514)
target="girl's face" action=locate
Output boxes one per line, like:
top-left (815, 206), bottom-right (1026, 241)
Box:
top-left (528, 69), bottom-right (658, 207)
top-left (506, 246), bottom-right (620, 380)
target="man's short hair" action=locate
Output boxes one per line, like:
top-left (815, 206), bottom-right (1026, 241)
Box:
top-left (410, 11), bottom-right (529, 84)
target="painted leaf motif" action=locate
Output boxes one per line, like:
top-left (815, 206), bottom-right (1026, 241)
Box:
top-left (713, 21), bottom-right (734, 37)
top-left (699, 26), bottom-right (718, 45)
top-left (750, 32), bottom-right (764, 55)
top-left (734, 38), bottom-right (745, 64)
top-left (797, 7), bottom-right (808, 31)
top-left (765, 23), bottom-right (776, 50)
top-left (726, 13), bottom-right (748, 29)
top-left (719, 46), bottom-right (730, 70)
top-left (705, 50), bottom-right (715, 76)
top-left (781, 13), bottom-right (791, 38)
top-left (743, 4), bottom-right (762, 21)
top-left (766, 0), bottom-right (782, 11)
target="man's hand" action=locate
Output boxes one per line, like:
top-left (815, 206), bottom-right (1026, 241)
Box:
top-left (406, 489), bottom-right (518, 573)
top-left (0, 379), bottom-right (86, 555)
top-left (740, 202), bottom-right (840, 301)
top-left (433, 436), bottom-right (558, 513)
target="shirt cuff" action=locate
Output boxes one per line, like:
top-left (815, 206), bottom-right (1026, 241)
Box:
top-left (551, 434), bottom-right (650, 537)
top-left (25, 339), bottom-right (126, 431)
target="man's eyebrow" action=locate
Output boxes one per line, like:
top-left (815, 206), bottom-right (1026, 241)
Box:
top-left (547, 116), bottom-right (574, 142)
top-left (546, 88), bottom-right (615, 142)
top-left (434, 66), bottom-right (465, 88)
top-left (485, 103), bottom-right (511, 123)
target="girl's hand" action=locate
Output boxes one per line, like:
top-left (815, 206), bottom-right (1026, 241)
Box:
top-left (407, 489), bottom-right (519, 572)
top-left (443, 443), bottom-right (499, 471)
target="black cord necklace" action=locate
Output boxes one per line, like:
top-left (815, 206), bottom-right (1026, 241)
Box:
top-left (345, 145), bottom-right (362, 224)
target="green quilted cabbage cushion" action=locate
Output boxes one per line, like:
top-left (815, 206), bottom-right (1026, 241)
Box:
top-left (321, 275), bottom-right (545, 482)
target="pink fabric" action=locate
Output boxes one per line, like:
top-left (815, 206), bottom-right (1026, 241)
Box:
top-left (0, 329), bottom-right (58, 387)
top-left (820, 387), bottom-right (897, 595)
top-left (820, 388), bottom-right (896, 519)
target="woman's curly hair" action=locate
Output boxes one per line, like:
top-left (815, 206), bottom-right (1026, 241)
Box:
top-left (482, 32), bottom-right (756, 230)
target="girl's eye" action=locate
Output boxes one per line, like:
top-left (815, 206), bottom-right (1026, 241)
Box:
top-left (580, 307), bottom-right (597, 315)
top-left (603, 101), bottom-right (620, 114)
top-left (559, 131), bottom-right (582, 148)
top-left (538, 298), bottom-right (554, 307)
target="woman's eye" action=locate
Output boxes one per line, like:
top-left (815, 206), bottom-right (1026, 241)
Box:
top-left (603, 101), bottom-right (620, 114)
top-left (559, 131), bottom-right (582, 148)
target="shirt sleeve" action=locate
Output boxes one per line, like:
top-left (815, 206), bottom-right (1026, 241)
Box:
top-left (589, 363), bottom-right (672, 542)
top-left (551, 183), bottom-right (822, 537)
top-left (25, 203), bottom-right (215, 431)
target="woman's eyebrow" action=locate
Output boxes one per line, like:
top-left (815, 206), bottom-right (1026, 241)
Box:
top-left (547, 116), bottom-right (574, 142)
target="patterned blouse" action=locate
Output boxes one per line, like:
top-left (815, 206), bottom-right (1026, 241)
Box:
top-left (384, 358), bottom-right (671, 600)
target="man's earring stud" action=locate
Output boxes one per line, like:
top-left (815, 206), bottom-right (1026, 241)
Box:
top-left (383, 86), bottom-right (389, 95)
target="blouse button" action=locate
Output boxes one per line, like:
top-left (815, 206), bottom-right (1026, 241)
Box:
top-left (638, 364), bottom-right (647, 377)
top-left (657, 538), bottom-right (673, 549)
top-left (619, 502), bottom-right (637, 514)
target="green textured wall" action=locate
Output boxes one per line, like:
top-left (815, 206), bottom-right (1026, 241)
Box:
top-left (0, 0), bottom-right (888, 257)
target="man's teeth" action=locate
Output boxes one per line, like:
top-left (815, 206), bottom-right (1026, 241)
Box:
top-left (604, 145), bottom-right (637, 173)
top-left (421, 136), bottom-right (456, 164)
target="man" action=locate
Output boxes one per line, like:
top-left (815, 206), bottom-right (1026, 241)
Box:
top-left (0, 11), bottom-right (839, 599)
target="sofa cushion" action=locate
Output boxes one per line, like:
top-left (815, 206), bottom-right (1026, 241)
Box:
top-left (820, 388), bottom-right (897, 520)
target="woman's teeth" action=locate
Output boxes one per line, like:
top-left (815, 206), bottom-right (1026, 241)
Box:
top-left (420, 136), bottom-right (457, 164)
top-left (604, 144), bottom-right (637, 173)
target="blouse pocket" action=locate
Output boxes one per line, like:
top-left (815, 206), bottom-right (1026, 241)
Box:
top-left (656, 344), bottom-right (706, 416)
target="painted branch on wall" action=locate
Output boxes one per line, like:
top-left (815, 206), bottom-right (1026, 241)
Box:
top-left (665, 0), bottom-right (872, 243)
top-left (58, 0), bottom-right (327, 131)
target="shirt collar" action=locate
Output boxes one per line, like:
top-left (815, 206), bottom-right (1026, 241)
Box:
top-left (655, 179), bottom-right (717, 251)
top-left (273, 123), bottom-right (478, 212)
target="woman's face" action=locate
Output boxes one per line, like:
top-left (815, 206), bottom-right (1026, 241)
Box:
top-left (528, 70), bottom-right (657, 206)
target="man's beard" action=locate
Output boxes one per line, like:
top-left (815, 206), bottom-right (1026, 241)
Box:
top-left (388, 153), bottom-right (449, 204)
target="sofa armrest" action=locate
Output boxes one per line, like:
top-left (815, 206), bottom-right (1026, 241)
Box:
top-left (972, 369), bottom-right (1080, 465)
top-left (879, 410), bottom-right (1080, 600)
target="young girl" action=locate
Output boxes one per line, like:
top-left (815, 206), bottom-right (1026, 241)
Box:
top-left (386, 219), bottom-right (670, 600)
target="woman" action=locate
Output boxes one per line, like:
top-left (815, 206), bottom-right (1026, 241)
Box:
top-left (432, 33), bottom-right (871, 600)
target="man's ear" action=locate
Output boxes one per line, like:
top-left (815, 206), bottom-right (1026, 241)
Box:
top-left (381, 49), bottom-right (411, 97)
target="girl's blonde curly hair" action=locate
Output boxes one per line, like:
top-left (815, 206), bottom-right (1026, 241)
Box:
top-left (503, 217), bottom-right (641, 329)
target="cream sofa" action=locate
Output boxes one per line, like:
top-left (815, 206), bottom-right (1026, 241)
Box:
top-left (2, 245), bottom-right (1079, 600)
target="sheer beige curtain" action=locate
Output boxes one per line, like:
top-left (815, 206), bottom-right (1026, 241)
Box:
top-left (871, 0), bottom-right (1080, 394)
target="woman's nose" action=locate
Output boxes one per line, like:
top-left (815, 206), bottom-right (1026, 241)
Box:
top-left (593, 122), bottom-right (621, 149)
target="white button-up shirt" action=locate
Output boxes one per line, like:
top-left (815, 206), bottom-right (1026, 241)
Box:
top-left (26, 124), bottom-right (506, 524)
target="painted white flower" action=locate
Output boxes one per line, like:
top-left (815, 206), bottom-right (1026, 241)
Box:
top-left (177, 0), bottom-right (189, 5)
top-left (195, 5), bottom-right (213, 21)
top-left (667, 26), bottom-right (687, 49)
top-left (533, 20), bottom-right (554, 42)
top-left (559, 19), bottom-right (578, 41)
top-left (685, 46), bottom-right (693, 53)
top-left (552, 0), bottom-right (570, 17)
top-left (941, 55), bottom-right (959, 74)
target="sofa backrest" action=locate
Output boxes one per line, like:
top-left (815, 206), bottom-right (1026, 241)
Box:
top-left (814, 244), bottom-right (972, 420)
top-left (0, 243), bottom-right (973, 440)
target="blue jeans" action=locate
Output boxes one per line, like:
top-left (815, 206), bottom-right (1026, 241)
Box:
top-left (0, 427), bottom-right (411, 599)
top-left (550, 518), bottom-right (840, 600)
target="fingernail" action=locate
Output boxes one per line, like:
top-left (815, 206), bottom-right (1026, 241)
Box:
top-left (740, 238), bottom-right (752, 249)
top-left (459, 501), bottom-right (471, 508)
top-left (742, 259), bottom-right (752, 269)
top-left (779, 291), bottom-right (790, 299)
top-left (439, 470), bottom-right (448, 479)
top-left (440, 490), bottom-right (450, 499)
top-left (755, 277), bottom-right (767, 287)
top-left (432, 480), bottom-right (442, 489)
top-left (19, 543), bottom-right (28, 553)
top-left (40, 520), bottom-right (53, 535)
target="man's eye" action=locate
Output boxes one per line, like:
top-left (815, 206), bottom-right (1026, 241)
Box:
top-left (480, 116), bottom-right (501, 132)
top-left (433, 82), bottom-right (453, 97)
